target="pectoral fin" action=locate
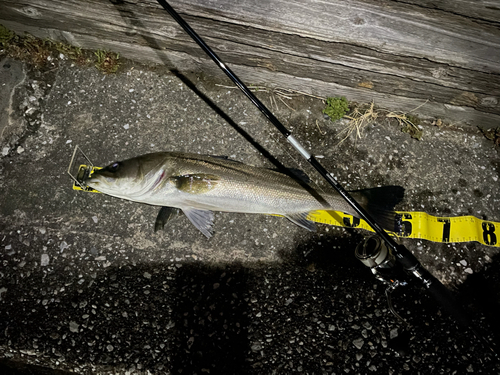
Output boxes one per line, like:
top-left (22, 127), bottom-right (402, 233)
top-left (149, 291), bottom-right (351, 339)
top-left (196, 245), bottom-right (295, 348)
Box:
top-left (285, 213), bottom-right (316, 232)
top-left (154, 206), bottom-right (181, 232)
top-left (172, 174), bottom-right (219, 194)
top-left (183, 207), bottom-right (215, 238)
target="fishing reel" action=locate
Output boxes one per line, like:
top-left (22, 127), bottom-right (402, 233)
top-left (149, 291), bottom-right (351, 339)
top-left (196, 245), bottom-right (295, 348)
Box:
top-left (355, 235), bottom-right (399, 284)
top-left (355, 235), bottom-right (409, 327)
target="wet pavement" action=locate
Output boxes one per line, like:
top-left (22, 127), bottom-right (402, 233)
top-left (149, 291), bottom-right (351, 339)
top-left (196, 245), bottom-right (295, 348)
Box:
top-left (0, 54), bottom-right (499, 374)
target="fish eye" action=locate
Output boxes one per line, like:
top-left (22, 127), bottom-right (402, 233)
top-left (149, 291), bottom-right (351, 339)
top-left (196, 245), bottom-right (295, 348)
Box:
top-left (108, 162), bottom-right (120, 173)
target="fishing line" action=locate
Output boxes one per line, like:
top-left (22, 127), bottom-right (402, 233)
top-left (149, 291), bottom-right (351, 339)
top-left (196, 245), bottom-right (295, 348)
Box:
top-left (153, 0), bottom-right (498, 356)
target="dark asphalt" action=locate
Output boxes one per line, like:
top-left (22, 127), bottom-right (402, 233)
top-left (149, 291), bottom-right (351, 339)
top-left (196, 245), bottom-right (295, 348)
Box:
top-left (0, 53), bottom-right (499, 374)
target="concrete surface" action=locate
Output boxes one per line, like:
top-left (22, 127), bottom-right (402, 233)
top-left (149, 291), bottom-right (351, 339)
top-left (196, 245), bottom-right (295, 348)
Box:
top-left (0, 54), bottom-right (499, 374)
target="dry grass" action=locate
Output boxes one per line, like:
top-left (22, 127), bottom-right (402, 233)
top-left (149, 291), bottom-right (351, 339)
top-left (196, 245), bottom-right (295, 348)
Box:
top-left (336, 101), bottom-right (378, 145)
top-left (215, 84), bottom-right (324, 112)
top-left (219, 83), bottom-right (427, 144)
top-left (479, 126), bottom-right (500, 149)
top-left (386, 111), bottom-right (423, 140)
top-left (334, 100), bottom-right (428, 145)
top-left (214, 81), bottom-right (430, 144)
top-left (385, 100), bottom-right (428, 140)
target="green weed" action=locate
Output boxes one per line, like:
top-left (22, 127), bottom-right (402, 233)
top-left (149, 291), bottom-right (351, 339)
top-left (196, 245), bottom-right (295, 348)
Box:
top-left (0, 24), bottom-right (16, 46)
top-left (323, 96), bottom-right (349, 122)
top-left (94, 49), bottom-right (120, 74)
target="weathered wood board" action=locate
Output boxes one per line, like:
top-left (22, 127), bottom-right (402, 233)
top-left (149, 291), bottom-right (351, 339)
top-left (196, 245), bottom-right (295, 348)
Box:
top-left (1, 0), bottom-right (499, 126)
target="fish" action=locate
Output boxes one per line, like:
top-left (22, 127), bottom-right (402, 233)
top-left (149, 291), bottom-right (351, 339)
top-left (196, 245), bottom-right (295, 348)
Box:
top-left (85, 152), bottom-right (404, 238)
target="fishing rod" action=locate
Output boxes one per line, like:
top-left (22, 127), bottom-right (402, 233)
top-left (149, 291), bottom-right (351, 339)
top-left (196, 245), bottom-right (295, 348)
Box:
top-left (155, 0), bottom-right (497, 356)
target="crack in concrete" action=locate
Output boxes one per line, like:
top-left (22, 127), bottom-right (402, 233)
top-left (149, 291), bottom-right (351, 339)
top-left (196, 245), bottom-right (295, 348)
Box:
top-left (0, 57), bottom-right (26, 150)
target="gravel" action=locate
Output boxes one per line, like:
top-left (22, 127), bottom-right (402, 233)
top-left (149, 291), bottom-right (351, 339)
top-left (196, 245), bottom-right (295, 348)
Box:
top-left (0, 55), bottom-right (499, 373)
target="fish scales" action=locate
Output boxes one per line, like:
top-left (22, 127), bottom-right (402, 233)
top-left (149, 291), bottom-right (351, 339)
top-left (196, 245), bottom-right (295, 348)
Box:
top-left (86, 152), bottom-right (404, 237)
top-left (150, 153), bottom-right (347, 214)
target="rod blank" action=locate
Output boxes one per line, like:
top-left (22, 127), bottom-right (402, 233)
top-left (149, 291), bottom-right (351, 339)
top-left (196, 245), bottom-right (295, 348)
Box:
top-left (154, 0), bottom-right (497, 356)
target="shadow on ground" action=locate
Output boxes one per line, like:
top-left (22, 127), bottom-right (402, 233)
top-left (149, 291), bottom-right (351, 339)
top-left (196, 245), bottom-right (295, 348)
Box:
top-left (458, 252), bottom-right (500, 351)
top-left (1, 229), bottom-right (499, 373)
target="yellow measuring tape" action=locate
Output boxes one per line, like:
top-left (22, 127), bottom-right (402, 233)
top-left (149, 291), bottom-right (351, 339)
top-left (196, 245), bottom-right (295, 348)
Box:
top-left (72, 165), bottom-right (499, 248)
top-left (307, 210), bottom-right (499, 248)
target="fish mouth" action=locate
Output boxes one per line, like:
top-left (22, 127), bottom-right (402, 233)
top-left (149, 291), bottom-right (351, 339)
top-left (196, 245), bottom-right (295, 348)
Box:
top-left (85, 176), bottom-right (118, 195)
top-left (85, 168), bottom-right (116, 187)
top-left (85, 178), bottom-right (99, 186)
top-left (84, 173), bottom-right (105, 188)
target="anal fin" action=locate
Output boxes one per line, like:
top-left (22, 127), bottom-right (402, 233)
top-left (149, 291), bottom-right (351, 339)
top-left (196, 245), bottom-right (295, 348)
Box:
top-left (285, 212), bottom-right (316, 232)
top-left (183, 208), bottom-right (215, 238)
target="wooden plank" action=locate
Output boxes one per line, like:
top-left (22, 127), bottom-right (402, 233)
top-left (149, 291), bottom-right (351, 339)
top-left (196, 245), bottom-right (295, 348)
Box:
top-left (5, 19), bottom-right (498, 128)
top-left (4, 0), bottom-right (500, 72)
top-left (393, 0), bottom-right (500, 24)
top-left (1, 0), bottom-right (499, 126)
top-left (175, 0), bottom-right (500, 73)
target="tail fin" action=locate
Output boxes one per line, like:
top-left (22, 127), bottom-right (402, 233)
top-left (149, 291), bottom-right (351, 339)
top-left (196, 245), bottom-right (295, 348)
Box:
top-left (350, 186), bottom-right (405, 231)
